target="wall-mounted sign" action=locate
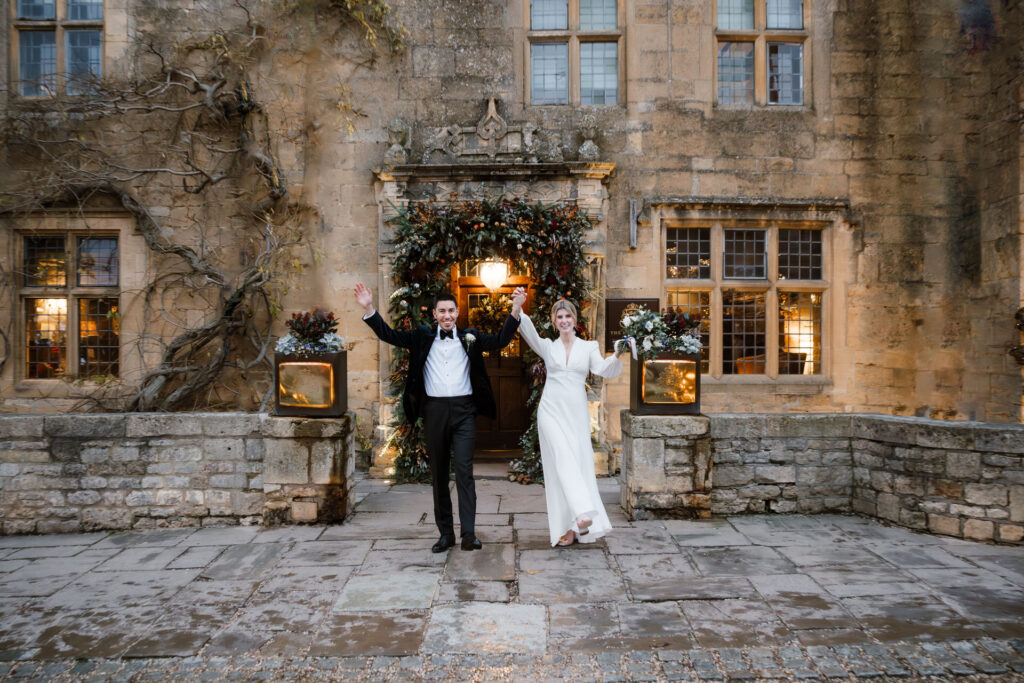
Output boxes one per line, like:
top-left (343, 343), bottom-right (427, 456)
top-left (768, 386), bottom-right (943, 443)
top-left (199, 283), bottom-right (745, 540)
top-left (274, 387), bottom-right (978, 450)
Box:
top-left (605, 298), bottom-right (659, 352)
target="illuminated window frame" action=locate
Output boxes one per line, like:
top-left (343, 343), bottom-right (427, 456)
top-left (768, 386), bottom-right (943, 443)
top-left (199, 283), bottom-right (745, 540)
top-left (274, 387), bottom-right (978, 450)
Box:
top-left (17, 230), bottom-right (120, 380)
top-left (713, 0), bottom-right (811, 108)
top-left (663, 217), bottom-right (828, 381)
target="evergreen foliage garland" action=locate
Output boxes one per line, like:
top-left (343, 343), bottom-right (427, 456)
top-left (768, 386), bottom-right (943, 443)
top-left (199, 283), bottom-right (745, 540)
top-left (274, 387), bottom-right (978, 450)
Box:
top-left (385, 197), bottom-right (593, 483)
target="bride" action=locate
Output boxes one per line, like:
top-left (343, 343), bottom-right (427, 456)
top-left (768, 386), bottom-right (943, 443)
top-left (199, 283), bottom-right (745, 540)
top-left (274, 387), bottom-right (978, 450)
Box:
top-left (510, 287), bottom-right (625, 546)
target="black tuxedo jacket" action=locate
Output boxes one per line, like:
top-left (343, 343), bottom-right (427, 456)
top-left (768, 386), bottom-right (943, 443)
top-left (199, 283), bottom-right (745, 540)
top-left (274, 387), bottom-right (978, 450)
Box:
top-left (363, 311), bottom-right (521, 422)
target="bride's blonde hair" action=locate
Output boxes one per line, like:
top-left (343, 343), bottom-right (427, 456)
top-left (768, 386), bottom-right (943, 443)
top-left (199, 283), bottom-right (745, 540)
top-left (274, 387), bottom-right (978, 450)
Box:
top-left (550, 298), bottom-right (578, 327)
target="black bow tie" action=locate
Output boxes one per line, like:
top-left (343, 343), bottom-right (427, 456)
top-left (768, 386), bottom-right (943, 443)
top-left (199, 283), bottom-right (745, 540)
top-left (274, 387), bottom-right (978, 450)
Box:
top-left (440, 329), bottom-right (454, 340)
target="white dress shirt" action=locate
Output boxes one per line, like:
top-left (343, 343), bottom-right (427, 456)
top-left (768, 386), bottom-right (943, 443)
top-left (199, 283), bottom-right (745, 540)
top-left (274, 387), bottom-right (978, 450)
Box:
top-left (425, 326), bottom-right (473, 397)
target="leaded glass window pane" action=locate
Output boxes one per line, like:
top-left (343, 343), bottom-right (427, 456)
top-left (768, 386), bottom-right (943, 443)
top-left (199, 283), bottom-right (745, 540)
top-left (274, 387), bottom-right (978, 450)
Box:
top-left (717, 0), bottom-right (753, 30)
top-left (531, 0), bottom-right (568, 30)
top-left (580, 42), bottom-right (617, 105)
top-left (79, 298), bottom-right (119, 377)
top-left (666, 228), bottom-right (710, 279)
top-left (580, 0), bottom-right (617, 30)
top-left (67, 0), bottom-right (103, 21)
top-left (768, 42), bottom-right (803, 105)
top-left (778, 229), bottom-right (821, 280)
top-left (779, 291), bottom-right (821, 375)
top-left (722, 290), bottom-right (765, 375)
top-left (17, 0), bottom-right (56, 20)
top-left (717, 42), bottom-right (754, 106)
top-left (724, 229), bottom-right (766, 279)
top-left (531, 42), bottom-right (569, 105)
top-left (666, 290), bottom-right (711, 373)
top-left (767, 0), bottom-right (803, 29)
top-left (66, 30), bottom-right (102, 95)
top-left (77, 237), bottom-right (118, 286)
top-left (26, 298), bottom-right (67, 378)
top-left (24, 236), bottom-right (66, 287)
top-left (19, 31), bottom-right (57, 97)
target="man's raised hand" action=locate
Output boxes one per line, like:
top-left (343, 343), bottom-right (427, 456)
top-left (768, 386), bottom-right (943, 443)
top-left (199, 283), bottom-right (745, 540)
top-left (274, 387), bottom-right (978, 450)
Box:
top-left (354, 283), bottom-right (375, 316)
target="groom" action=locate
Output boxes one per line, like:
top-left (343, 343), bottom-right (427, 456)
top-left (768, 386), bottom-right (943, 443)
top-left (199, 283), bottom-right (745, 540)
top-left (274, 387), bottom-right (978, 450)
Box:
top-left (354, 283), bottom-right (520, 552)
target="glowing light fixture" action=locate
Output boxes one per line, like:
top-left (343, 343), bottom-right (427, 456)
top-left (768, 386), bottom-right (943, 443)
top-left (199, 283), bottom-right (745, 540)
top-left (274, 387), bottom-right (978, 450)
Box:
top-left (479, 259), bottom-right (509, 291)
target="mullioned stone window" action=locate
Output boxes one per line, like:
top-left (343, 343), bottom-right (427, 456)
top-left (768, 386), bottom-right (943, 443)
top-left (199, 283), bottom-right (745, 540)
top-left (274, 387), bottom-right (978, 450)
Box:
top-left (21, 232), bottom-right (120, 379)
top-left (12, 0), bottom-right (103, 96)
top-left (715, 0), bottom-right (808, 107)
top-left (527, 0), bottom-right (622, 106)
top-left (664, 220), bottom-right (826, 380)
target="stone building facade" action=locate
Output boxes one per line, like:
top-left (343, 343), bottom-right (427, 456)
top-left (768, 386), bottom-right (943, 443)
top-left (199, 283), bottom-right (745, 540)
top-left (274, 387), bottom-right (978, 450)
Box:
top-left (1, 0), bottom-right (1021, 461)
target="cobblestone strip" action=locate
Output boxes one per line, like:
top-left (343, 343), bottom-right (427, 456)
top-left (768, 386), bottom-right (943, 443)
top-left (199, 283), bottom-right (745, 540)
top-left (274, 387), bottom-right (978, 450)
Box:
top-left (949, 641), bottom-right (1009, 675)
top-left (920, 642), bottom-right (980, 676)
top-left (6, 639), bottom-right (1024, 681)
top-left (806, 644), bottom-right (851, 679)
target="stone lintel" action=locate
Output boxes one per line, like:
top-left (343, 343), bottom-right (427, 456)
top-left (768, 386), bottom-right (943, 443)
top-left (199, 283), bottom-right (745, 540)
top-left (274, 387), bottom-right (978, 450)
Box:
top-left (378, 161), bottom-right (615, 184)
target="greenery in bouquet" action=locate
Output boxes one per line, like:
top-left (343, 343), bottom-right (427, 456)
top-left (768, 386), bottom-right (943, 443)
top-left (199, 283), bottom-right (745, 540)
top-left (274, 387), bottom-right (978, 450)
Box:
top-left (275, 308), bottom-right (345, 356)
top-left (619, 307), bottom-right (702, 360)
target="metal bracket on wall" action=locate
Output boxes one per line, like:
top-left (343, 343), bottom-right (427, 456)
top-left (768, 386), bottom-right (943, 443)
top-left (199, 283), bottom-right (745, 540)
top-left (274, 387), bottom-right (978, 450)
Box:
top-left (629, 199), bottom-right (643, 249)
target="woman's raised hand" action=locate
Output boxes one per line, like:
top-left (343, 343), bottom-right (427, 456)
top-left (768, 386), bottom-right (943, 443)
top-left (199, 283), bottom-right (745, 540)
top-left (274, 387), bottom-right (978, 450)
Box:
top-left (511, 287), bottom-right (527, 317)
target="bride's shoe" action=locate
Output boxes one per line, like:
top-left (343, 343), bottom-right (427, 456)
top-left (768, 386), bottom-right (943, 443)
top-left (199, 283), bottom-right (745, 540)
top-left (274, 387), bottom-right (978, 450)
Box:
top-left (557, 530), bottom-right (576, 546)
top-left (575, 515), bottom-right (592, 536)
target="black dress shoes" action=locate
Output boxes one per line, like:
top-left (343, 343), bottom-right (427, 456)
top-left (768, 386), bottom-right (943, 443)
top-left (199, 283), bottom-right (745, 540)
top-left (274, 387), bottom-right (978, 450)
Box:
top-left (460, 535), bottom-right (482, 551)
top-left (432, 534), bottom-right (456, 553)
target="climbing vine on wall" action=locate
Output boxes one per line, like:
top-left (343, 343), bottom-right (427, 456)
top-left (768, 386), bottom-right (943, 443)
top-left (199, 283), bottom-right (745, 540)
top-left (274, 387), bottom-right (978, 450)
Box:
top-left (386, 197), bottom-right (593, 483)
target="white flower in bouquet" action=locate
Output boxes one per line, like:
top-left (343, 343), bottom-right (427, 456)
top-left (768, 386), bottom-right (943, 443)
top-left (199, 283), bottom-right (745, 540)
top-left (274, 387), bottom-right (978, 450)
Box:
top-left (645, 321), bottom-right (654, 332)
top-left (642, 337), bottom-right (653, 351)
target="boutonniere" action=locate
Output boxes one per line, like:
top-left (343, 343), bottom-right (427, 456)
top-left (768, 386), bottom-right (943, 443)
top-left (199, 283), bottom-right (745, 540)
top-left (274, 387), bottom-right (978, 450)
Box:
top-left (462, 332), bottom-right (476, 351)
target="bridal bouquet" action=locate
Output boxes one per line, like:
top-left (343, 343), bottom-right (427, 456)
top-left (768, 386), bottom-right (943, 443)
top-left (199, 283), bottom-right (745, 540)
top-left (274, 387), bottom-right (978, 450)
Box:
top-left (275, 308), bottom-right (346, 356)
top-left (618, 307), bottom-right (702, 360)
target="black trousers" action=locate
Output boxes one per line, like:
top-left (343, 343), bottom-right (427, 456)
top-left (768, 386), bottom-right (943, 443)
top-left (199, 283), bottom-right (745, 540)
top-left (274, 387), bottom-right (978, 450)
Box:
top-left (422, 395), bottom-right (477, 538)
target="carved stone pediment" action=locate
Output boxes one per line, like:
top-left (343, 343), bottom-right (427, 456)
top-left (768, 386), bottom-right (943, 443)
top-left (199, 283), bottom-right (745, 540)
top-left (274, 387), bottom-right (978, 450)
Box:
top-left (420, 97), bottom-right (552, 164)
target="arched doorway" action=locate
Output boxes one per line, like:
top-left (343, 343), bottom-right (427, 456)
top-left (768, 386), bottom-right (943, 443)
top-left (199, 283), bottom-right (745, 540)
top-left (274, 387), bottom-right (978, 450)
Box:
top-left (453, 259), bottom-right (531, 450)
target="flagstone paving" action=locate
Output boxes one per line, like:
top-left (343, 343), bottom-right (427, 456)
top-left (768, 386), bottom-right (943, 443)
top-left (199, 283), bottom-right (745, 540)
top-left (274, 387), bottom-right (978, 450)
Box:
top-left (0, 473), bottom-right (1023, 681)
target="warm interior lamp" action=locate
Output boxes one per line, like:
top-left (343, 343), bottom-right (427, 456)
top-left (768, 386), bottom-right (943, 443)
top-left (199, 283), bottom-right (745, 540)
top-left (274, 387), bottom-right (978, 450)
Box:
top-left (479, 259), bottom-right (508, 291)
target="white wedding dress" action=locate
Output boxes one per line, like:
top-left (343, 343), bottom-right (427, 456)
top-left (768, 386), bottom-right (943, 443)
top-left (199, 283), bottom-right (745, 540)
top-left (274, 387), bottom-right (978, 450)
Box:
top-left (517, 313), bottom-right (623, 545)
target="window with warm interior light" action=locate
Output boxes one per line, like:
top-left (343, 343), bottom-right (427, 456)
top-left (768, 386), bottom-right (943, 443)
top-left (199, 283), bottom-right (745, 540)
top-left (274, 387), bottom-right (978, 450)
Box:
top-left (664, 221), bottom-right (825, 379)
top-left (12, 0), bottom-right (103, 97)
top-left (21, 233), bottom-right (119, 379)
top-left (527, 0), bottom-right (622, 106)
top-left (715, 0), bottom-right (809, 107)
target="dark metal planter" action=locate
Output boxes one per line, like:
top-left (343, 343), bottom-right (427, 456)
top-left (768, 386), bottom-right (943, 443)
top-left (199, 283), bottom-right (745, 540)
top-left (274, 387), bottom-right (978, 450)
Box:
top-left (274, 351), bottom-right (348, 417)
top-left (629, 351), bottom-right (701, 415)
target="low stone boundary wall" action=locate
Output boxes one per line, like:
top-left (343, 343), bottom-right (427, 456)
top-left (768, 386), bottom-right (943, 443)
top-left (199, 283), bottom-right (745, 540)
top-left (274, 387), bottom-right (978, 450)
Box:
top-left (0, 413), bottom-right (354, 535)
top-left (621, 412), bottom-right (1024, 545)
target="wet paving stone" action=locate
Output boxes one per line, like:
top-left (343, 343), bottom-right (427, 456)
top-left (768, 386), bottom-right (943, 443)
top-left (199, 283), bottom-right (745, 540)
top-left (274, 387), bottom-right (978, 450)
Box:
top-left (517, 569), bottom-right (628, 604)
top-left (443, 543), bottom-right (515, 581)
top-left (423, 603), bottom-right (546, 655)
top-left (437, 580), bottom-right (510, 603)
top-left (333, 572), bottom-right (440, 611)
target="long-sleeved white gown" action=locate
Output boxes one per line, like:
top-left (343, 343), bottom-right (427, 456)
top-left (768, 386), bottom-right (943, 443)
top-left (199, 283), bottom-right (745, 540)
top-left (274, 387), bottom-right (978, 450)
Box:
top-left (517, 312), bottom-right (623, 546)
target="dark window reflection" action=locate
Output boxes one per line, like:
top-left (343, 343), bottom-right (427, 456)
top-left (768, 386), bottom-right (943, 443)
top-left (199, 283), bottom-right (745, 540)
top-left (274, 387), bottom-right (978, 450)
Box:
top-left (77, 237), bottom-right (118, 286)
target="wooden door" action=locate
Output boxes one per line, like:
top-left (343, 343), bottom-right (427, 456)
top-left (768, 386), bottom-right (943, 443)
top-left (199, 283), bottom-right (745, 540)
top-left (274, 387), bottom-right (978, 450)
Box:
top-left (456, 268), bottom-right (531, 450)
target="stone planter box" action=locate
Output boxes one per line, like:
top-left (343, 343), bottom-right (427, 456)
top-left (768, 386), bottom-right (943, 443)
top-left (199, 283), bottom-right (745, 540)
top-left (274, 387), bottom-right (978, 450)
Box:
top-left (274, 351), bottom-right (348, 418)
top-left (620, 411), bottom-right (712, 520)
top-left (629, 352), bottom-right (701, 415)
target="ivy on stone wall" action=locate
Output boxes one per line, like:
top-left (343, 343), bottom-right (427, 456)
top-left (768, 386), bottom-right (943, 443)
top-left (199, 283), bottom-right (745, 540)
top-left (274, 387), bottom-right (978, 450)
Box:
top-left (386, 198), bottom-right (593, 483)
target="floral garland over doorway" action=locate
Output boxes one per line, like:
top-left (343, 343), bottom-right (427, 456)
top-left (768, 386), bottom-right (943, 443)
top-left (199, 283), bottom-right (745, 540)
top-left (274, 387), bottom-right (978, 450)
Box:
top-left (386, 197), bottom-right (593, 483)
